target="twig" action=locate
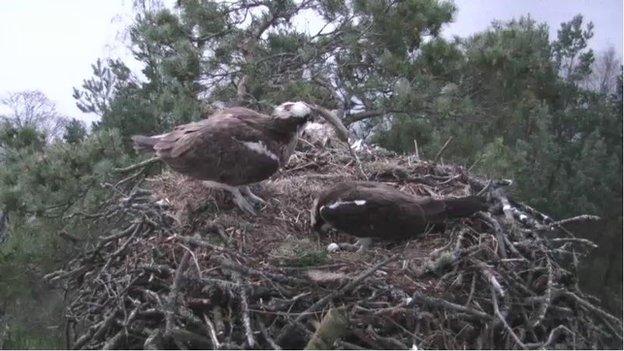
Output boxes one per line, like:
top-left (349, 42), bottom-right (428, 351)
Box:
top-left (550, 237), bottom-right (598, 248)
top-left (531, 260), bottom-right (553, 327)
top-left (202, 314), bottom-right (220, 349)
top-left (346, 141), bottom-right (369, 180)
top-left (525, 325), bottom-right (573, 349)
top-left (476, 261), bottom-right (505, 297)
top-left (434, 137), bottom-right (453, 163)
top-left (277, 255), bottom-right (398, 343)
top-left (478, 212), bottom-right (508, 259)
top-left (235, 274), bottom-right (255, 348)
top-left (113, 157), bottom-right (160, 173)
top-left (490, 286), bottom-right (527, 349)
top-left (258, 318), bottom-right (280, 350)
top-left (413, 139), bottom-right (420, 161)
top-left (410, 292), bottom-right (490, 321)
top-left (164, 252), bottom-right (191, 339)
top-left (560, 290), bottom-right (622, 328)
top-left (309, 104), bottom-right (367, 179)
top-left (553, 215), bottom-right (601, 227)
top-left (309, 104), bottom-right (350, 142)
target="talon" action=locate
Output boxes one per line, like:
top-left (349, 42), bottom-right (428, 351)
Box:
top-left (234, 194), bottom-right (257, 215)
top-left (242, 186), bottom-right (267, 206)
top-left (202, 181), bottom-right (259, 215)
top-left (231, 188), bottom-right (257, 215)
top-left (356, 237), bottom-right (373, 252)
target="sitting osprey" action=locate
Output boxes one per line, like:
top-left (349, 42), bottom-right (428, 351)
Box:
top-left (311, 182), bottom-right (487, 250)
top-left (132, 102), bottom-right (313, 215)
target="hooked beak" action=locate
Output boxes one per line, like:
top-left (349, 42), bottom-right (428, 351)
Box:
top-left (310, 199), bottom-right (329, 234)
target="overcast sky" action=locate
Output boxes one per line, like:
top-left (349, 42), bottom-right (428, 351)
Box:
top-left (0, 0), bottom-right (621, 123)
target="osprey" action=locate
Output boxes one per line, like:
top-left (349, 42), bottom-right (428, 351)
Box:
top-left (311, 181), bottom-right (487, 250)
top-left (132, 101), bottom-right (313, 215)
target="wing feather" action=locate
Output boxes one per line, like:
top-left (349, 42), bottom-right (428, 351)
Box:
top-left (152, 111), bottom-right (281, 185)
top-left (317, 182), bottom-right (446, 239)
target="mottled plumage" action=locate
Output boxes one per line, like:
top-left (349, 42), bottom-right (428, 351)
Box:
top-left (132, 102), bottom-right (312, 214)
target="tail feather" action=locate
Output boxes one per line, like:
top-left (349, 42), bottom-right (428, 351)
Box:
top-left (131, 135), bottom-right (159, 153)
top-left (444, 196), bottom-right (487, 218)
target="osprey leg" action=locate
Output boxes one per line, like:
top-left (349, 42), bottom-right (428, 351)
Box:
top-left (202, 181), bottom-right (257, 215)
top-left (231, 188), bottom-right (258, 215)
top-left (356, 237), bottom-right (373, 252)
top-left (241, 186), bottom-right (267, 206)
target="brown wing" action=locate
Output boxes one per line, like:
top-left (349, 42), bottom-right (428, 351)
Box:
top-left (317, 182), bottom-right (447, 239)
top-left (153, 112), bottom-right (282, 186)
top-left (154, 107), bottom-right (268, 157)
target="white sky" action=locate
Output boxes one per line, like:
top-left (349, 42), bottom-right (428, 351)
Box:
top-left (0, 0), bottom-right (622, 123)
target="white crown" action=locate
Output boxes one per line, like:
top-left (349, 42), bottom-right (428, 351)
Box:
top-left (273, 101), bottom-right (311, 119)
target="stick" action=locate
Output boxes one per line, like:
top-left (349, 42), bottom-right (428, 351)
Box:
top-left (309, 104), bottom-right (350, 142)
top-left (490, 286), bottom-right (527, 349)
top-left (258, 318), bottom-right (281, 350)
top-left (560, 290), bottom-right (622, 327)
top-left (477, 262), bottom-right (505, 297)
top-left (202, 314), bottom-right (220, 349)
top-left (346, 140), bottom-right (369, 180)
top-left (478, 212), bottom-right (508, 259)
top-left (277, 255), bottom-right (398, 343)
top-left (531, 260), bottom-right (553, 327)
top-left (553, 215), bottom-right (601, 227)
top-left (144, 329), bottom-right (165, 349)
top-left (434, 137), bottom-right (453, 162)
top-left (310, 104), bottom-right (367, 179)
top-left (235, 274), bottom-right (255, 348)
top-left (113, 157), bottom-right (160, 173)
top-left (413, 139), bottom-right (420, 161)
top-left (164, 252), bottom-right (190, 339)
top-left (550, 237), bottom-right (598, 248)
top-left (524, 325), bottom-right (573, 349)
top-left (410, 292), bottom-right (491, 321)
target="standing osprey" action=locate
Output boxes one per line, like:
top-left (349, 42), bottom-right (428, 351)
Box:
top-left (132, 101), bottom-right (313, 215)
top-left (311, 182), bottom-right (487, 250)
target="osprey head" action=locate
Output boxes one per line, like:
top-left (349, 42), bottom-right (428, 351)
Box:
top-left (273, 101), bottom-right (312, 121)
top-left (310, 196), bottom-right (331, 234)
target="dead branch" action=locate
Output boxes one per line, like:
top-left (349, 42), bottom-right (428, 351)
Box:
top-left (434, 137), bottom-right (453, 163)
top-left (113, 157), bottom-right (160, 173)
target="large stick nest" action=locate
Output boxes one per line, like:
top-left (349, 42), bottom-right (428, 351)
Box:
top-left (46, 136), bottom-right (622, 349)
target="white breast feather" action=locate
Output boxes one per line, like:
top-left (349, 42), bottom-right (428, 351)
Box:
top-left (241, 141), bottom-right (279, 162)
top-left (327, 200), bottom-right (367, 209)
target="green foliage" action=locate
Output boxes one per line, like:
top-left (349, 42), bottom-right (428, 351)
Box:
top-left (3, 324), bottom-right (63, 349)
top-left (0, 129), bottom-right (130, 217)
top-left (73, 0), bottom-right (457, 135)
top-left (0, 122), bottom-right (133, 348)
top-left (373, 14), bottom-right (621, 312)
top-left (63, 118), bottom-right (87, 144)
top-left (376, 15), bottom-right (621, 220)
top-left (0, 122), bottom-right (46, 153)
top-left (271, 237), bottom-right (329, 267)
top-left (552, 14), bottom-right (595, 82)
